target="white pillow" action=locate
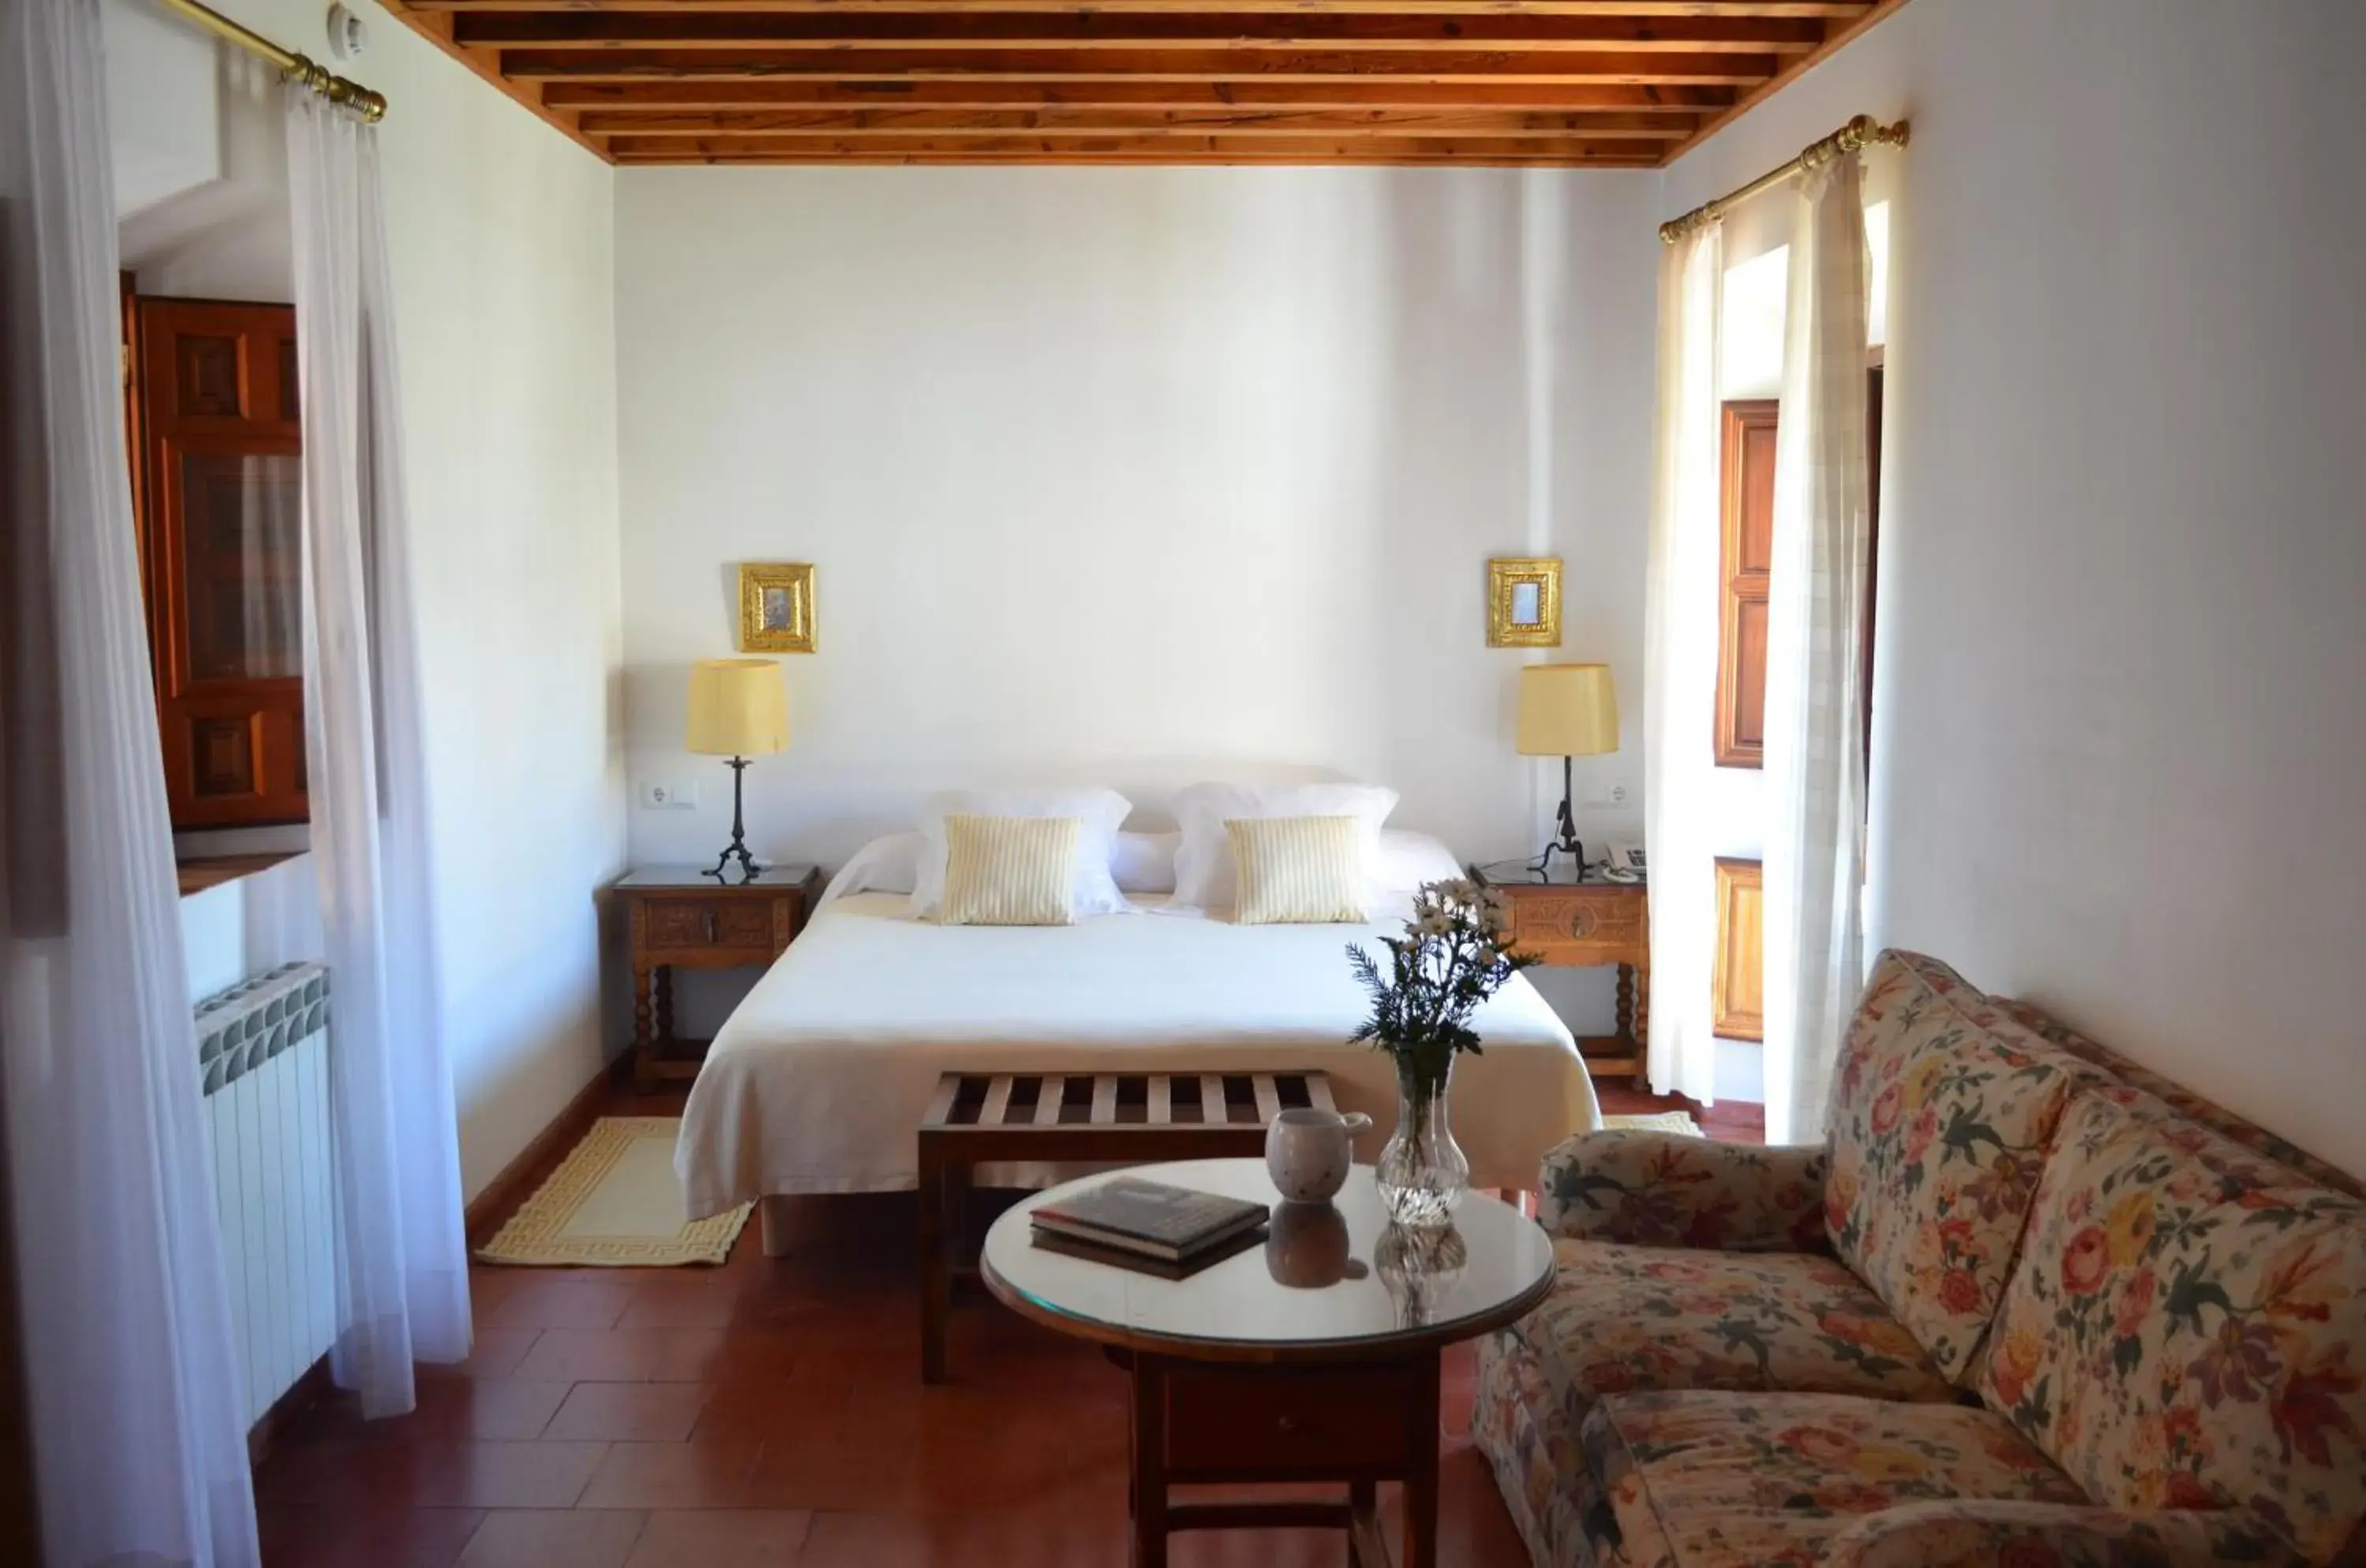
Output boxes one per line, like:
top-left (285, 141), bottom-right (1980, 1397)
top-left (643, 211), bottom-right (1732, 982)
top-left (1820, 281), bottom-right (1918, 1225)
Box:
top-left (1111, 831), bottom-right (1180, 894)
top-left (910, 788), bottom-right (1132, 919)
top-left (817, 831), bottom-right (924, 910)
top-left (1373, 830), bottom-right (1467, 894)
top-left (1171, 782), bottom-right (1399, 911)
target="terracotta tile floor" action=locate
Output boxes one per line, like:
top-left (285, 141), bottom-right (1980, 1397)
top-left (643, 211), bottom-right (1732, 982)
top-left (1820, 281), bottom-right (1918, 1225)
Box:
top-left (255, 1085), bottom-right (1744, 1567)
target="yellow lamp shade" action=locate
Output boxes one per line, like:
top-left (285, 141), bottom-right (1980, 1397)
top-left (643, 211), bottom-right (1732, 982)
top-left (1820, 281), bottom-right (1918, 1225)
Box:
top-left (1516, 663), bottom-right (1619, 757)
top-left (686, 659), bottom-right (789, 756)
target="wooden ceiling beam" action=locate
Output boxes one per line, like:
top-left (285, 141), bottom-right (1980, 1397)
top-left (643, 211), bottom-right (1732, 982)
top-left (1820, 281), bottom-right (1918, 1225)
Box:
top-left (498, 47), bottom-right (1782, 83)
top-left (581, 106), bottom-right (1697, 136)
top-left (384, 0), bottom-right (1915, 166)
top-left (413, 2), bottom-right (1871, 16)
top-left (542, 77), bottom-right (1733, 109)
top-left (453, 12), bottom-right (1823, 50)
top-left (602, 131), bottom-right (1665, 159)
top-left (1661, 0), bottom-right (1911, 160)
top-left (611, 153), bottom-right (1662, 168)
top-left (614, 154), bottom-right (1666, 167)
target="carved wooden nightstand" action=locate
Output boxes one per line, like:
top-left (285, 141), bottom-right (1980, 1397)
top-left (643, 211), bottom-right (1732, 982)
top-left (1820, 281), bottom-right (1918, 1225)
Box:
top-left (1471, 861), bottom-right (1649, 1082)
top-left (613, 864), bottom-right (823, 1087)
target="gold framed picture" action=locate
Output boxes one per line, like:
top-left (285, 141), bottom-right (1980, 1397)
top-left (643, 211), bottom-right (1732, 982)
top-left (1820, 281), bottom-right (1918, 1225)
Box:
top-left (737, 562), bottom-right (816, 654)
top-left (1487, 557), bottom-right (1562, 648)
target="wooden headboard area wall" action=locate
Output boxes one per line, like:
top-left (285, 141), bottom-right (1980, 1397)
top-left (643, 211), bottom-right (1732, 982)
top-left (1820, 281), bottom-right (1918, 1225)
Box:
top-left (379, 0), bottom-right (1909, 169)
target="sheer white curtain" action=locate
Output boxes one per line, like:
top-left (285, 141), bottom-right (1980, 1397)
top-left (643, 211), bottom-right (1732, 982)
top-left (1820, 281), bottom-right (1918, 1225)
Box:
top-left (286, 91), bottom-right (472, 1417)
top-left (1761, 152), bottom-right (1873, 1146)
top-left (1641, 222), bottom-right (1726, 1103)
top-left (0, 1), bottom-right (261, 1562)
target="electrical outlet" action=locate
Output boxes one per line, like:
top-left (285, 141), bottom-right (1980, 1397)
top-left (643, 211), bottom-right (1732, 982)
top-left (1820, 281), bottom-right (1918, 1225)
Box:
top-left (640, 780), bottom-right (699, 810)
top-left (1585, 783), bottom-right (1632, 808)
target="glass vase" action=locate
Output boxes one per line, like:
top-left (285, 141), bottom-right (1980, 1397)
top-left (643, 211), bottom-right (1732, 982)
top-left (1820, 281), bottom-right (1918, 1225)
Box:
top-left (1375, 1054), bottom-right (1470, 1227)
top-left (1375, 1222), bottom-right (1469, 1327)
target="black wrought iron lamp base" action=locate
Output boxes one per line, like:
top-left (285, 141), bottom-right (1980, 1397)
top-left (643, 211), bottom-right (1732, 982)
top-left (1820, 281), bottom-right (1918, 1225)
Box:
top-left (705, 755), bottom-right (764, 885)
top-left (1527, 753), bottom-right (1588, 879)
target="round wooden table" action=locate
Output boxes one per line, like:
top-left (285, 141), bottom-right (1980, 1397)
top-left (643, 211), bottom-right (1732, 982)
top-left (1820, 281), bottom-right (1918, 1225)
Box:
top-left (981, 1158), bottom-right (1555, 1568)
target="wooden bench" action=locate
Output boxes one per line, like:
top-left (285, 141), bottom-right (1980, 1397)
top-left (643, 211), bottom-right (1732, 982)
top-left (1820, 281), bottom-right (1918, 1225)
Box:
top-left (916, 1068), bottom-right (1336, 1383)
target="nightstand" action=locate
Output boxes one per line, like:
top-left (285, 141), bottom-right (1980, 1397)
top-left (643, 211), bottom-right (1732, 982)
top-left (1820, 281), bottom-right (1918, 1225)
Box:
top-left (1471, 860), bottom-right (1649, 1082)
top-left (613, 864), bottom-right (823, 1086)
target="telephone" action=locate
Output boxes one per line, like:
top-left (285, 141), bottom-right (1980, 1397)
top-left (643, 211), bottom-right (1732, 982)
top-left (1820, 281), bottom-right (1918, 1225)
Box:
top-left (1602, 842), bottom-right (1646, 882)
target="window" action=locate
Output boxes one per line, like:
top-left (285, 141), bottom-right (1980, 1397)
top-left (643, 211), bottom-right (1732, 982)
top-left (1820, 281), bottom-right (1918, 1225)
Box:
top-left (126, 294), bottom-right (308, 828)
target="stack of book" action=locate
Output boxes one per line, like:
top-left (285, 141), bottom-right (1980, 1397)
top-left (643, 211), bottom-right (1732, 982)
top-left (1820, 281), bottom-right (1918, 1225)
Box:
top-left (1030, 1177), bottom-right (1270, 1278)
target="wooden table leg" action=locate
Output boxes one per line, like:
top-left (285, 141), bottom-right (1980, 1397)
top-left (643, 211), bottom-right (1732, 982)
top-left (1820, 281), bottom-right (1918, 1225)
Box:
top-left (1401, 1350), bottom-right (1441, 1568)
top-left (1633, 954), bottom-right (1651, 1052)
top-left (1132, 1357), bottom-right (1168, 1568)
top-left (654, 963), bottom-right (676, 1052)
top-left (918, 1141), bottom-right (949, 1384)
top-left (630, 962), bottom-right (655, 1088)
top-left (1348, 1479), bottom-right (1379, 1568)
top-left (1614, 961), bottom-right (1635, 1047)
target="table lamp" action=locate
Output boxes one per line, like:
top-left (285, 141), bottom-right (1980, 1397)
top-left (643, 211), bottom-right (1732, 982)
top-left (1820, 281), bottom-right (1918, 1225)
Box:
top-left (686, 658), bottom-right (789, 883)
top-left (1515, 662), bottom-right (1619, 876)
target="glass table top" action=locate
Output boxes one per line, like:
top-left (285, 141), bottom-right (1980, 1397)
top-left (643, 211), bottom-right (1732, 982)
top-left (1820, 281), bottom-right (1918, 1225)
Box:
top-left (980, 1159), bottom-right (1556, 1355)
top-left (614, 864), bottom-right (819, 890)
top-left (1470, 857), bottom-right (1646, 889)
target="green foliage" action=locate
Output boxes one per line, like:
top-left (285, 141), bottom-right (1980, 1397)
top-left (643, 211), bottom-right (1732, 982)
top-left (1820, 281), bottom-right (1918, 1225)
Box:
top-left (1345, 879), bottom-right (1538, 1097)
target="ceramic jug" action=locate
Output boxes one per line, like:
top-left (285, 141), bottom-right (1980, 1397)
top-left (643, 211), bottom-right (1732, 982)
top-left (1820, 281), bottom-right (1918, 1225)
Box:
top-left (1263, 1107), bottom-right (1373, 1204)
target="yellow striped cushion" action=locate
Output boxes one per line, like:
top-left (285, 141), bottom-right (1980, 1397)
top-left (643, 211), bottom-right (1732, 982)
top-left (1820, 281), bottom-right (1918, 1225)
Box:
top-left (1227, 816), bottom-right (1368, 924)
top-left (939, 815), bottom-right (1081, 926)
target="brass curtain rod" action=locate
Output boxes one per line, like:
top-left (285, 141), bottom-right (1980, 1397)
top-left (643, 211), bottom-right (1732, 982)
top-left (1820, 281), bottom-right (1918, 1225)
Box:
top-left (151, 0), bottom-right (386, 122)
top-left (1659, 113), bottom-right (1906, 245)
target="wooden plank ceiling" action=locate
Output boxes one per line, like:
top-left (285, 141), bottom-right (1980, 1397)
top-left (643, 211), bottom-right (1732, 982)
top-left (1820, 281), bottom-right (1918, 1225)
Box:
top-left (383, 1), bottom-right (1900, 169)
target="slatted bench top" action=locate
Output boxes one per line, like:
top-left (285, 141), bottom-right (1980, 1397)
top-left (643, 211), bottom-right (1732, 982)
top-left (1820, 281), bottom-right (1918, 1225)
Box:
top-left (920, 1070), bottom-right (1334, 1134)
top-left (916, 1067), bottom-right (1338, 1381)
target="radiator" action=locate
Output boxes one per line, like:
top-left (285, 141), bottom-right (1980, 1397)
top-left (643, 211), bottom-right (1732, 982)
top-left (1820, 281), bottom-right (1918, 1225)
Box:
top-left (195, 962), bottom-right (337, 1430)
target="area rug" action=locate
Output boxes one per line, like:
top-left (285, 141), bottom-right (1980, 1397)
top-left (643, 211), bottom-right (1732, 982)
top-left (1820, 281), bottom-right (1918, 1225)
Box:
top-left (1600, 1111), bottom-right (1703, 1137)
top-left (477, 1117), bottom-right (751, 1267)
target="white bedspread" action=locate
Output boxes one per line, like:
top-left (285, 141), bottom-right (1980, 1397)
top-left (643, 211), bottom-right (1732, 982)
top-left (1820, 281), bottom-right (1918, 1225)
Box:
top-left (675, 893), bottom-right (1599, 1216)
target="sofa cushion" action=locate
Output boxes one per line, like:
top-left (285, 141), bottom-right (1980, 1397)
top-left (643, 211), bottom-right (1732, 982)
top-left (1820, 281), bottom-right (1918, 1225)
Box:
top-left (1978, 1085), bottom-right (2366, 1565)
top-left (1475, 1242), bottom-right (1955, 1568)
top-left (1580, 1390), bottom-right (2088, 1568)
top-left (1825, 950), bottom-right (2114, 1383)
top-left (1995, 996), bottom-right (2364, 1201)
top-left (1816, 1499), bottom-right (2311, 1568)
top-left (1508, 1239), bottom-right (1956, 1422)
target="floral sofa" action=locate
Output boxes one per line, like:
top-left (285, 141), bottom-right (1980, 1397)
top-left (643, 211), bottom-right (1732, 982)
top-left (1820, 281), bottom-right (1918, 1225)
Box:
top-left (1474, 949), bottom-right (2366, 1568)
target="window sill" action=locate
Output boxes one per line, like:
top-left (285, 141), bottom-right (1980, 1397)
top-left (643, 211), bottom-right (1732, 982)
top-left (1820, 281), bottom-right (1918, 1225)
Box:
top-left (177, 852), bottom-right (300, 898)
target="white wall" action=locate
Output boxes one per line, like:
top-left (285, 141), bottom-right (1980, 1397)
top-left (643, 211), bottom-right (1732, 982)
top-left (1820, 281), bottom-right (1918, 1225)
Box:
top-left (1666, 0), bottom-right (2366, 1174)
top-left (614, 166), bottom-right (1656, 1035)
top-left (181, 858), bottom-right (322, 1002)
top-left (109, 22), bottom-right (293, 301)
top-left (110, 0), bottom-right (627, 1197)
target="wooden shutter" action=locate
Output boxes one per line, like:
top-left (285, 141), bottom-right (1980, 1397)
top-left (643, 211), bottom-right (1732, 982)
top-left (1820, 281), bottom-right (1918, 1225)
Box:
top-left (1711, 857), bottom-right (1763, 1041)
top-left (136, 297), bottom-right (308, 829)
top-left (1714, 399), bottom-right (1778, 769)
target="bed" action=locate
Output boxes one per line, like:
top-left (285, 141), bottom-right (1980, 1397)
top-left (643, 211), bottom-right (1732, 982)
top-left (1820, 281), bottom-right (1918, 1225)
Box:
top-left (674, 879), bottom-right (1599, 1219)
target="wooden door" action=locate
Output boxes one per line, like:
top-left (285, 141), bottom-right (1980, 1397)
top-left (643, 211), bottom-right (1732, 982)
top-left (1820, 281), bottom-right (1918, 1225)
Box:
top-left (136, 297), bottom-right (308, 828)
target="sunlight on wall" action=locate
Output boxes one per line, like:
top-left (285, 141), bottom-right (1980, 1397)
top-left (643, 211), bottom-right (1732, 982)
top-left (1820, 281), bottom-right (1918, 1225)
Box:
top-left (1721, 202), bottom-right (1890, 404)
